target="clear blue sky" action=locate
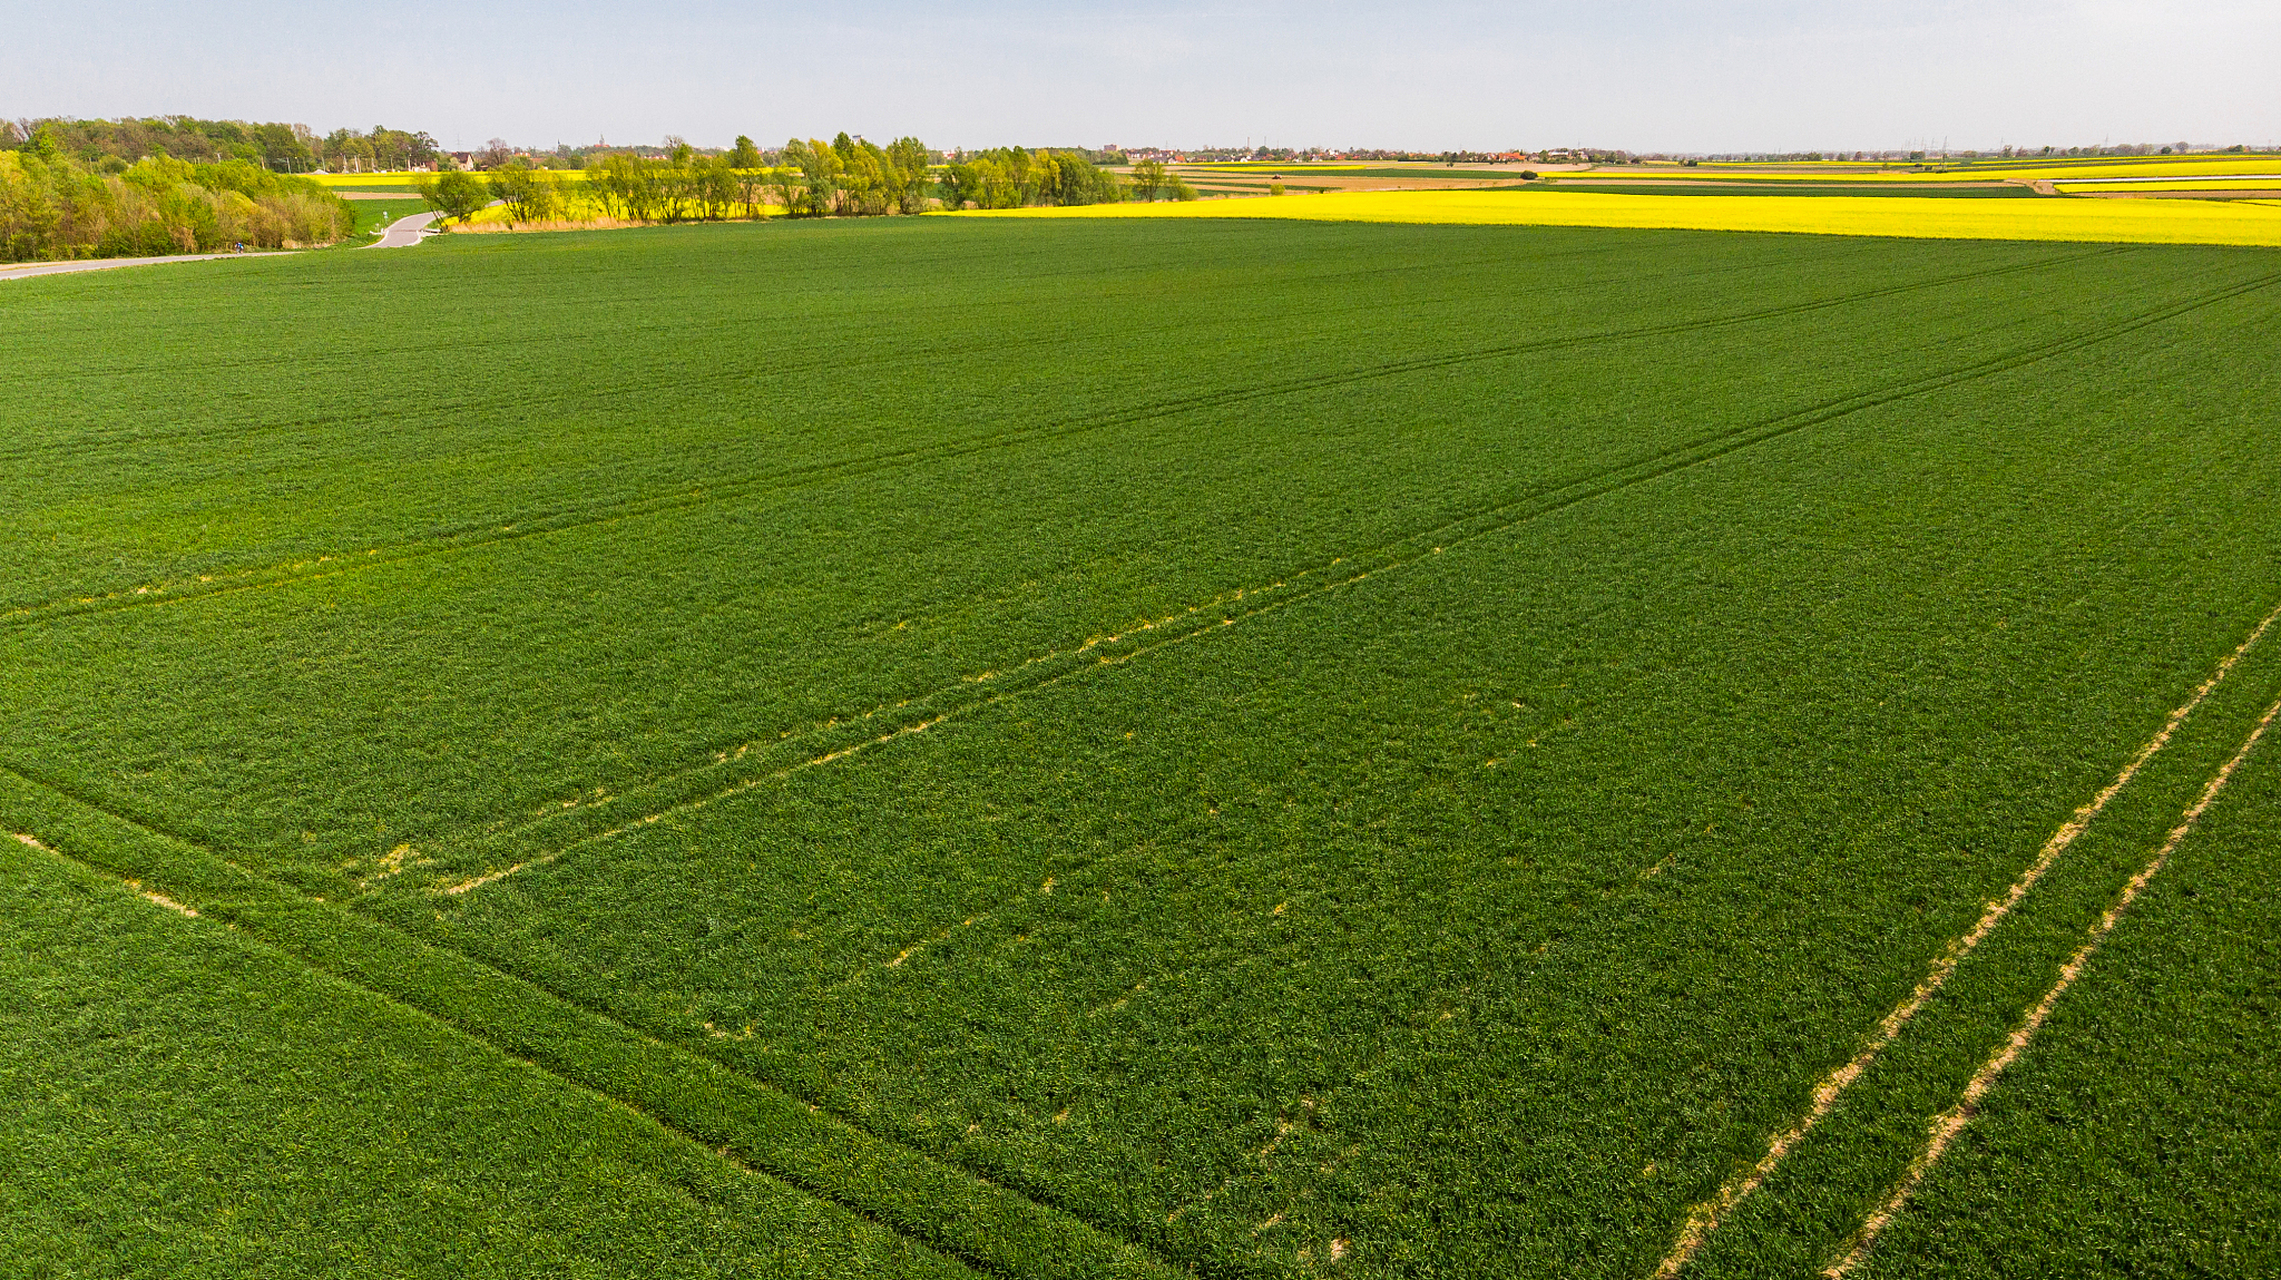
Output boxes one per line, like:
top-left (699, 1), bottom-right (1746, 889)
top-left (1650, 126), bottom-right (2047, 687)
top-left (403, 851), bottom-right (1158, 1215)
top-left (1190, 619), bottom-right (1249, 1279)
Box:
top-left (15, 0), bottom-right (2279, 153)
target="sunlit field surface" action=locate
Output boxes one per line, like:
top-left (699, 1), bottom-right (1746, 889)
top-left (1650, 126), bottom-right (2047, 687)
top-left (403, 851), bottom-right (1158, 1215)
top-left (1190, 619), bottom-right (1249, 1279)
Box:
top-left (4, 217), bottom-right (2278, 1279)
top-left (965, 188), bottom-right (2281, 246)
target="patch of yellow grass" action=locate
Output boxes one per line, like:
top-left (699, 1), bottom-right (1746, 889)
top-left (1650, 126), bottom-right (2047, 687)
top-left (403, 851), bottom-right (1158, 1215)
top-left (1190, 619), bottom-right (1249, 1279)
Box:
top-left (953, 189), bottom-right (2281, 247)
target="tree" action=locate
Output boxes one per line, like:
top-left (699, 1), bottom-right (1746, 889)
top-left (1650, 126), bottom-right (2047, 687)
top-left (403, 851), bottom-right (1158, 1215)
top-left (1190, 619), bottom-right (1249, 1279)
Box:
top-left (654, 158), bottom-right (696, 222)
top-left (837, 138), bottom-right (894, 215)
top-left (1029, 151), bottom-right (1123, 207)
top-left (734, 161), bottom-right (770, 219)
top-left (417, 168), bottom-right (488, 225)
top-left (1129, 159), bottom-right (1167, 202)
top-left (886, 137), bottom-right (931, 213)
top-left (779, 138), bottom-right (840, 217)
top-left (694, 155), bottom-right (737, 220)
top-left (486, 160), bottom-right (558, 226)
top-left (728, 135), bottom-right (762, 170)
top-left (764, 142), bottom-right (807, 216)
top-left (476, 137), bottom-right (514, 169)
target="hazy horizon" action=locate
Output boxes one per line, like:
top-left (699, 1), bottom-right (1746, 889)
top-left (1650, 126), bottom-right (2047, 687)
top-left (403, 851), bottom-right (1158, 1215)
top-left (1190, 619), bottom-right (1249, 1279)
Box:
top-left (13, 1), bottom-right (2280, 156)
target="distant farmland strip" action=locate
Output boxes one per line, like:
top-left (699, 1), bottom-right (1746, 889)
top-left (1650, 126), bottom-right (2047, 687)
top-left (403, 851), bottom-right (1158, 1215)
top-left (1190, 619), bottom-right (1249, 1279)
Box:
top-left (967, 189), bottom-right (2281, 246)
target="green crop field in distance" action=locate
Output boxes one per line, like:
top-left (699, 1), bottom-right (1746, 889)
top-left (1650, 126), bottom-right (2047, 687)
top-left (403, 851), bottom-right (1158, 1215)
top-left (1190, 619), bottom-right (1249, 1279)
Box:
top-left (3, 216), bottom-right (2277, 1278)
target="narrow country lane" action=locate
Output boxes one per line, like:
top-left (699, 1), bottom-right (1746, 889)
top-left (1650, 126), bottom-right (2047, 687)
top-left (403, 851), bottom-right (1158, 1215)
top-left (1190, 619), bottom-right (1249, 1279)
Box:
top-left (369, 209), bottom-right (440, 248)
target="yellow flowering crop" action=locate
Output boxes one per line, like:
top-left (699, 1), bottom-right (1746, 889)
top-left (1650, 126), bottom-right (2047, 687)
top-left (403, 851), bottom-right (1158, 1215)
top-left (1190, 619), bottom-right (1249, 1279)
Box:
top-left (954, 189), bottom-right (2281, 247)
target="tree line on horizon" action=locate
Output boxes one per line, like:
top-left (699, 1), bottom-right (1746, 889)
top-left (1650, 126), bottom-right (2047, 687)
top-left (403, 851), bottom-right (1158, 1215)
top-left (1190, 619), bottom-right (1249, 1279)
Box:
top-left (2, 117), bottom-right (443, 175)
top-left (414, 132), bottom-right (1199, 229)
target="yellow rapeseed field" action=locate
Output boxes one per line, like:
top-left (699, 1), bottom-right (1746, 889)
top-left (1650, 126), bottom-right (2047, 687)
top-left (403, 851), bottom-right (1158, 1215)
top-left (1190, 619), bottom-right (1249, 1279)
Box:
top-left (1632, 156), bottom-right (2281, 184)
top-left (957, 189), bottom-right (2281, 247)
top-left (2049, 178), bottom-right (2281, 194)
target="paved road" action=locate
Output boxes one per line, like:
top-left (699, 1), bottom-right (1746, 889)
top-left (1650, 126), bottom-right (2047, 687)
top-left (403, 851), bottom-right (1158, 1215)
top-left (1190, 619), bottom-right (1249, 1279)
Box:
top-left (368, 209), bottom-right (441, 248)
top-left (0, 252), bottom-right (290, 281)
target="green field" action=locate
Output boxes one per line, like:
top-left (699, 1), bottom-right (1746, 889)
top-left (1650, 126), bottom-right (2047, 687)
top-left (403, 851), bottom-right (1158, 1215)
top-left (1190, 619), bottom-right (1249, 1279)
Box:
top-left (344, 195), bottom-right (433, 242)
top-left (4, 218), bottom-right (2278, 1278)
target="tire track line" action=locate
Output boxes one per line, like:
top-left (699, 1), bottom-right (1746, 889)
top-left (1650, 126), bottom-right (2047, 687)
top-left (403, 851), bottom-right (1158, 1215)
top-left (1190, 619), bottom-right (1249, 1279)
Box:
top-left (1651, 597), bottom-right (2281, 1278)
top-left (0, 300), bottom-right (1229, 469)
top-left (416, 265), bottom-right (2279, 894)
top-left (8, 255), bottom-right (2247, 1272)
top-left (1824, 690), bottom-right (2281, 1278)
top-left (0, 770), bottom-right (1178, 1280)
top-left (12, 830), bottom-right (198, 917)
top-left (0, 831), bottom-right (1008, 1279)
top-left (440, 277), bottom-right (2274, 899)
top-left (0, 247), bottom-right (2136, 634)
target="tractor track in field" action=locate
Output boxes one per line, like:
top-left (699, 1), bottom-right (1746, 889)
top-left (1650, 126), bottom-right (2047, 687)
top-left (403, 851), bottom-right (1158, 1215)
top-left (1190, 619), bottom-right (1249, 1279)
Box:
top-left (0, 244), bottom-right (2146, 634)
top-left (1824, 692), bottom-right (2281, 1278)
top-left (7, 252), bottom-right (2268, 1280)
top-left (3, 239), bottom-right (1666, 469)
top-left (339, 262), bottom-right (2281, 1259)
top-left (0, 768), bottom-right (1189, 1280)
top-left (408, 262), bottom-right (2281, 896)
top-left (0, 302), bottom-right (1218, 468)
top-left (355, 259), bottom-right (2281, 1258)
top-left (1, 261), bottom-right (2264, 1277)
top-left (1653, 591), bottom-right (2281, 1277)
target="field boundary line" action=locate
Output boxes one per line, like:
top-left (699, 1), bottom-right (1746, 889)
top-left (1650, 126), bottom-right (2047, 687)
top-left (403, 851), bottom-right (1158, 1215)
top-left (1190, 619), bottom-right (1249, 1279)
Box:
top-left (1825, 691), bottom-right (2281, 1277)
top-left (0, 763), bottom-right (1181, 1280)
top-left (1651, 594), bottom-right (2281, 1277)
top-left (427, 267), bottom-right (2281, 895)
top-left (0, 247), bottom-right (2142, 635)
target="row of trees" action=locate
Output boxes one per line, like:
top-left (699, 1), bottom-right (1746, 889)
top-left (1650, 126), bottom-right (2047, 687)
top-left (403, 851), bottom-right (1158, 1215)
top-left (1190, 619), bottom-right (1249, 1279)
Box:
top-left (5, 117), bottom-right (324, 171)
top-left (772, 135), bottom-right (933, 216)
top-left (0, 152), bottom-right (354, 261)
top-left (417, 131), bottom-right (1191, 229)
top-left (3, 117), bottom-right (461, 175)
top-left (746, 135), bottom-right (1196, 215)
top-left (938, 146), bottom-right (1134, 209)
top-left (418, 146), bottom-right (765, 228)
top-left (317, 126), bottom-right (440, 172)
